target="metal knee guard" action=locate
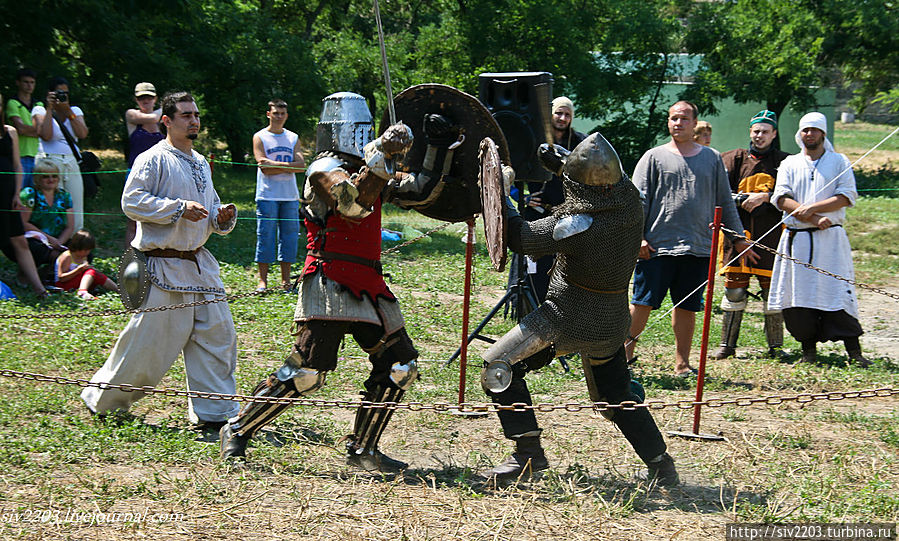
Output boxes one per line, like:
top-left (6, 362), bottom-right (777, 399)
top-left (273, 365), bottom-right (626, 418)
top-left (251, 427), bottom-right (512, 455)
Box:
top-left (721, 287), bottom-right (748, 311)
top-left (347, 382), bottom-right (404, 457)
top-left (231, 352), bottom-right (326, 437)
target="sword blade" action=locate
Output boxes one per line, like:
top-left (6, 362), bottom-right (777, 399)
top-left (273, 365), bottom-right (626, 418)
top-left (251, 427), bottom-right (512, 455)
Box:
top-left (373, 0), bottom-right (397, 125)
top-left (533, 82), bottom-right (554, 145)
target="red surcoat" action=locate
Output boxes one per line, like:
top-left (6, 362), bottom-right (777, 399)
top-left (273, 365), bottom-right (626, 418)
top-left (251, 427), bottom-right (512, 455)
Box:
top-left (302, 198), bottom-right (395, 301)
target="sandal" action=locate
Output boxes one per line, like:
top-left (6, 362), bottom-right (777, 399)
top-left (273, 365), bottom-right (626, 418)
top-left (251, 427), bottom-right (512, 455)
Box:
top-left (675, 368), bottom-right (699, 378)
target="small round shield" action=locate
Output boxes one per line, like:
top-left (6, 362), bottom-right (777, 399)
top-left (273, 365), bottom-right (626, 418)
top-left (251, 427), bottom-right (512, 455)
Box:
top-left (118, 247), bottom-right (150, 310)
top-left (479, 137), bottom-right (507, 272)
top-left (380, 84), bottom-right (510, 222)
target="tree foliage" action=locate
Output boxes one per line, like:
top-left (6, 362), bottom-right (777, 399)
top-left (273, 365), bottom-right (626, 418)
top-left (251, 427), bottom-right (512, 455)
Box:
top-left (1, 0), bottom-right (895, 164)
top-left (683, 0), bottom-right (899, 122)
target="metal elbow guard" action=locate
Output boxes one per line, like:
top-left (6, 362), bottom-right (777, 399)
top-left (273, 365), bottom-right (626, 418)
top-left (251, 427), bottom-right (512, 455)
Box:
top-left (389, 359), bottom-right (419, 391)
top-left (479, 324), bottom-right (551, 394)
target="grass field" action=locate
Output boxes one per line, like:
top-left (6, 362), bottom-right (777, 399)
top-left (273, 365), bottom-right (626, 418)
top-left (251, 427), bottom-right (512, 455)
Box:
top-left (0, 123), bottom-right (897, 540)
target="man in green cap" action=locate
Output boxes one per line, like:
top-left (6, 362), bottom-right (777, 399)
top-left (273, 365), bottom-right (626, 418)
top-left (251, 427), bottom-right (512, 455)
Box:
top-left (714, 110), bottom-right (791, 360)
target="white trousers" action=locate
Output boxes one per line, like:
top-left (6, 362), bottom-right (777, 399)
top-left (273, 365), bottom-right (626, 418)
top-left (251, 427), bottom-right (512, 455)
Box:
top-left (81, 285), bottom-right (239, 422)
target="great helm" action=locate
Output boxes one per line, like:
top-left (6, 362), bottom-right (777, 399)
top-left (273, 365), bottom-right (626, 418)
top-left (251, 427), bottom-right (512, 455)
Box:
top-left (562, 132), bottom-right (624, 186)
top-left (315, 92), bottom-right (374, 158)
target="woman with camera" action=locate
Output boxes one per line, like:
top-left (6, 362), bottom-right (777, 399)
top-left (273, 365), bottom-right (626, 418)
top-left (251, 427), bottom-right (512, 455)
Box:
top-left (0, 93), bottom-right (52, 298)
top-left (31, 76), bottom-right (89, 231)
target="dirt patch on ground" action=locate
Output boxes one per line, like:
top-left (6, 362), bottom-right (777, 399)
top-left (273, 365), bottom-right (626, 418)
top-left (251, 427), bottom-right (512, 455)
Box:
top-left (856, 283), bottom-right (899, 360)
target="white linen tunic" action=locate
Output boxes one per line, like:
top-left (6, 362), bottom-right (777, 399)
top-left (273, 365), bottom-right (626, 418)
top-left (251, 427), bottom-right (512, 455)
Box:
top-left (767, 151), bottom-right (859, 318)
top-left (81, 141), bottom-right (240, 422)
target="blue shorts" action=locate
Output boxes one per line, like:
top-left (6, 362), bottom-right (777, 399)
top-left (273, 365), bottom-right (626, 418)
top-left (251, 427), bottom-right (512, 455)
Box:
top-left (631, 255), bottom-right (709, 312)
top-left (255, 199), bottom-right (300, 264)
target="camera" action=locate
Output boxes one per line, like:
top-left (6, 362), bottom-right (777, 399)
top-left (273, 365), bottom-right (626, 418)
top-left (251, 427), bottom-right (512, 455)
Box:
top-left (55, 91), bottom-right (68, 103)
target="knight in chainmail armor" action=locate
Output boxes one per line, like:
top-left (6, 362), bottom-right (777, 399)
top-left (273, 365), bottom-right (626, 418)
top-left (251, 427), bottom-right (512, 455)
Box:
top-left (220, 92), bottom-right (420, 472)
top-left (478, 133), bottom-right (678, 485)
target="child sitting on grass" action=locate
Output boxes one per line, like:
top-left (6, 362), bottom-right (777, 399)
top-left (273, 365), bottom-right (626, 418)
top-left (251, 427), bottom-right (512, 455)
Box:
top-left (55, 229), bottom-right (118, 300)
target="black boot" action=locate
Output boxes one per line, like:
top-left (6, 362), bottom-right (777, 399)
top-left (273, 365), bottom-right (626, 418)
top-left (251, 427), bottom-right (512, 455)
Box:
top-left (219, 423), bottom-right (250, 459)
top-left (712, 310), bottom-right (743, 359)
top-left (844, 337), bottom-right (872, 368)
top-left (480, 435), bottom-right (549, 481)
top-left (799, 341), bottom-right (817, 364)
top-left (345, 383), bottom-right (409, 473)
top-left (636, 452), bottom-right (679, 486)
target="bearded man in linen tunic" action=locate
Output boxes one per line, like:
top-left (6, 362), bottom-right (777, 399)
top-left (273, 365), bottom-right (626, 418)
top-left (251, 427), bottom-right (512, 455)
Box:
top-left (768, 112), bottom-right (869, 367)
top-left (81, 91), bottom-right (240, 424)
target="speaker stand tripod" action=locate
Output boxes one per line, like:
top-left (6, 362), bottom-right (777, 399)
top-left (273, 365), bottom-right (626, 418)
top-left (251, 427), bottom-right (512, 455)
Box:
top-left (445, 253), bottom-right (553, 367)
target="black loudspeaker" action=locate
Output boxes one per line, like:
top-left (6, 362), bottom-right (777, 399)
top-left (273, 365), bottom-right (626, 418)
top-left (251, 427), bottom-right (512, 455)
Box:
top-left (478, 72), bottom-right (553, 182)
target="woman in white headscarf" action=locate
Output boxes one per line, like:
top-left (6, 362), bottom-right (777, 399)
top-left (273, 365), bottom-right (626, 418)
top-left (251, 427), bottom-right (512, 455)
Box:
top-left (767, 112), bottom-right (869, 367)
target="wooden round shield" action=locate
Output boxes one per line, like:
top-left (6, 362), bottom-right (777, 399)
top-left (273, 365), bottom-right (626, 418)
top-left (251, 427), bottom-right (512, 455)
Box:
top-left (380, 84), bottom-right (510, 222)
top-left (479, 137), bottom-right (507, 272)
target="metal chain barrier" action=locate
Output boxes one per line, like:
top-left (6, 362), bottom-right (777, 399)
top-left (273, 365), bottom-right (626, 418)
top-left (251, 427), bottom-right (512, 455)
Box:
top-left (0, 221), bottom-right (458, 321)
top-left (1, 368), bottom-right (895, 413)
top-left (722, 227), bottom-right (899, 301)
top-left (0, 287), bottom-right (270, 320)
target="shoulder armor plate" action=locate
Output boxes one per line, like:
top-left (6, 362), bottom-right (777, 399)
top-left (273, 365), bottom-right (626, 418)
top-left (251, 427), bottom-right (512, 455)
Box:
top-left (306, 155), bottom-right (345, 177)
top-left (553, 214), bottom-right (593, 241)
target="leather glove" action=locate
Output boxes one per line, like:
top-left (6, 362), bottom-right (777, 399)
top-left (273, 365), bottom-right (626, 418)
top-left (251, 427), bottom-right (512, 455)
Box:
top-left (538, 143), bottom-right (569, 176)
top-left (378, 122), bottom-right (414, 158)
top-left (423, 114), bottom-right (457, 147)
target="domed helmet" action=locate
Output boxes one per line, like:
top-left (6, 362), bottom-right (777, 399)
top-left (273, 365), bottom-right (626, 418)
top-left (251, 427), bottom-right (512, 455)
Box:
top-left (315, 92), bottom-right (375, 158)
top-left (562, 132), bottom-right (624, 186)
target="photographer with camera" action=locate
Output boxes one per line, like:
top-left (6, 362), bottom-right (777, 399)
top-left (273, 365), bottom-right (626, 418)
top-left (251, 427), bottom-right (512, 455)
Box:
top-left (31, 76), bottom-right (89, 230)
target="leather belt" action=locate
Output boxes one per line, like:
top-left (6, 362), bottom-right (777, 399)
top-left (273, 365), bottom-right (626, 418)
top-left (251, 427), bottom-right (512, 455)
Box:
top-left (143, 247), bottom-right (202, 273)
top-left (786, 224), bottom-right (842, 264)
top-left (561, 272), bottom-right (627, 295)
top-left (307, 249), bottom-right (383, 275)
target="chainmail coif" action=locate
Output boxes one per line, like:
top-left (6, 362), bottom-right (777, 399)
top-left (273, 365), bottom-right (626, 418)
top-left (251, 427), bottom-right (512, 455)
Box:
top-left (507, 176), bottom-right (643, 358)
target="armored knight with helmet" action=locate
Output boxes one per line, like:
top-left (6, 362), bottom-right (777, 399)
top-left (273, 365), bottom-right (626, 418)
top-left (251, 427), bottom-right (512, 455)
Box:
top-left (219, 92), bottom-right (421, 472)
top-left (478, 133), bottom-right (679, 485)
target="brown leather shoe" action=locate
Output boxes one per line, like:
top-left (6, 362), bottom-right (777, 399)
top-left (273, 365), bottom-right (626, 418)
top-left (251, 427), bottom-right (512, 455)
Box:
top-left (712, 346), bottom-right (736, 360)
top-left (346, 449), bottom-right (408, 473)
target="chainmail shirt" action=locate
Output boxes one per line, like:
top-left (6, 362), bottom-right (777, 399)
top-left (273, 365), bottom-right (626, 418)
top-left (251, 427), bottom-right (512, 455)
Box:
top-left (508, 177), bottom-right (643, 357)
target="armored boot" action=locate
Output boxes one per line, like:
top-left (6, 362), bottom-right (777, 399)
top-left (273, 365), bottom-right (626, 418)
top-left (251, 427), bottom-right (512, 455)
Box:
top-left (345, 382), bottom-right (408, 473)
top-left (636, 452), bottom-right (679, 486)
top-left (480, 435), bottom-right (549, 482)
top-left (844, 337), bottom-right (872, 368)
top-left (219, 423), bottom-right (251, 459)
top-left (219, 373), bottom-right (304, 459)
top-left (764, 312), bottom-right (786, 359)
top-left (220, 353), bottom-right (326, 460)
top-left (712, 310), bottom-right (743, 360)
top-left (798, 341), bottom-right (817, 365)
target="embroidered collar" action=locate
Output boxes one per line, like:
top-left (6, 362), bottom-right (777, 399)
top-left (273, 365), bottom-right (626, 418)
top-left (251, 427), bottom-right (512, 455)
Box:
top-left (161, 141), bottom-right (207, 193)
